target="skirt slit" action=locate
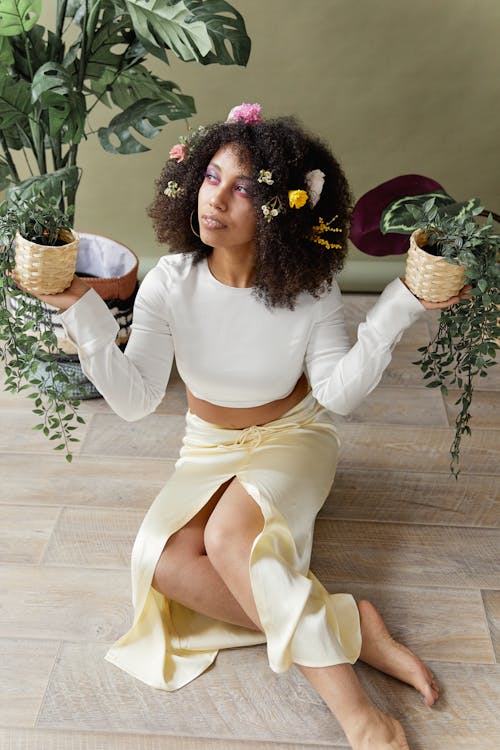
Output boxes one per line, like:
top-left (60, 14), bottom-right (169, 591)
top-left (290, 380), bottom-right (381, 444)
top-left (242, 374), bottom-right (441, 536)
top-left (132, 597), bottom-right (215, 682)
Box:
top-left (105, 391), bottom-right (362, 691)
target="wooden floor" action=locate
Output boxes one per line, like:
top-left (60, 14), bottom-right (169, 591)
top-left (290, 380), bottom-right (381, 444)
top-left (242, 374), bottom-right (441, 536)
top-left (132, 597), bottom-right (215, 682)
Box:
top-left (1, 294), bottom-right (499, 750)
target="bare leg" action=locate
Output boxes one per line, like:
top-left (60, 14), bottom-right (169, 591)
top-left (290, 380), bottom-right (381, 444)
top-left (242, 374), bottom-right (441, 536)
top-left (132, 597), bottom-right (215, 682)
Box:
top-left (152, 477), bottom-right (261, 631)
top-left (296, 663), bottom-right (410, 750)
top-left (204, 480), bottom-right (419, 749)
top-left (358, 599), bottom-right (439, 706)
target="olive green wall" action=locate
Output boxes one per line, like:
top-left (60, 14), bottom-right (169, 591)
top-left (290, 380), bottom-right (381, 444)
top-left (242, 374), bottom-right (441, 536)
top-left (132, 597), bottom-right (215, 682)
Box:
top-left (50, 1), bottom-right (500, 288)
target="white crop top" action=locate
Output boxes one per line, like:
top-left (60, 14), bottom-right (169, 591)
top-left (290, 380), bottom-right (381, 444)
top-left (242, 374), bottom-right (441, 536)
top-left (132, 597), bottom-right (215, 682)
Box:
top-left (59, 252), bottom-right (425, 421)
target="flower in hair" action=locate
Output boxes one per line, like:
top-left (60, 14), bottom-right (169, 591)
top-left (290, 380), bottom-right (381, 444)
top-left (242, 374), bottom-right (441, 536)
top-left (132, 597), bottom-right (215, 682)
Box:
top-left (309, 216), bottom-right (343, 250)
top-left (305, 169), bottom-right (325, 208)
top-left (257, 169), bottom-right (274, 185)
top-left (261, 195), bottom-right (283, 222)
top-left (288, 189), bottom-right (309, 209)
top-left (226, 102), bottom-right (263, 125)
top-left (169, 143), bottom-right (188, 163)
top-left (164, 181), bottom-right (183, 198)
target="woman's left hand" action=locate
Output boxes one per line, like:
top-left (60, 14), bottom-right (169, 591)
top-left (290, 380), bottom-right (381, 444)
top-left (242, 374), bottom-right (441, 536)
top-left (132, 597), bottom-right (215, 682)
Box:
top-left (401, 279), bottom-right (473, 310)
top-left (418, 284), bottom-right (473, 310)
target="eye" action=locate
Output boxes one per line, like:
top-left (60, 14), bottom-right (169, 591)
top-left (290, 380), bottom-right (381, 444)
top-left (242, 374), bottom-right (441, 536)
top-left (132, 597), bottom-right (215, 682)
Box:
top-left (204, 169), bottom-right (219, 183)
top-left (235, 183), bottom-right (252, 197)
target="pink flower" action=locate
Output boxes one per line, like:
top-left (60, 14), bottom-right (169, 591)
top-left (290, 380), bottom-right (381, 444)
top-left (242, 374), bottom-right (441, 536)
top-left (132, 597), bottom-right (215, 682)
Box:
top-left (226, 102), bottom-right (262, 125)
top-left (169, 143), bottom-right (188, 162)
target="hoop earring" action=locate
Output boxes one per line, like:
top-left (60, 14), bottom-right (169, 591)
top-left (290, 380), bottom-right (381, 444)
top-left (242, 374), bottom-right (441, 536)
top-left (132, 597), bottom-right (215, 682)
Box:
top-left (190, 210), bottom-right (200, 238)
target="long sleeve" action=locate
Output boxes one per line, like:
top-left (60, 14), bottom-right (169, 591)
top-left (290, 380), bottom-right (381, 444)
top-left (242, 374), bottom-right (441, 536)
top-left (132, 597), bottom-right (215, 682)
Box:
top-left (58, 266), bottom-right (174, 421)
top-left (305, 278), bottom-right (425, 415)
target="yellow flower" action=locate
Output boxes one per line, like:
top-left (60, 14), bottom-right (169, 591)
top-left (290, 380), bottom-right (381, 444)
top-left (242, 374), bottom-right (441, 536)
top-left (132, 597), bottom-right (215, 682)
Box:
top-left (288, 189), bottom-right (308, 209)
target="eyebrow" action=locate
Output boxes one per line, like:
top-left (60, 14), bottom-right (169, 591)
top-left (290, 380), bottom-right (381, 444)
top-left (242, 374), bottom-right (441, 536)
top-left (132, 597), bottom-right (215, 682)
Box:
top-left (209, 162), bottom-right (253, 181)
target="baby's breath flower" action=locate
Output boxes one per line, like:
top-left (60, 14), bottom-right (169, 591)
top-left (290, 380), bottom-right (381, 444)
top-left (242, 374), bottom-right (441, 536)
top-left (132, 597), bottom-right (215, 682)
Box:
top-left (164, 181), bottom-right (183, 198)
top-left (258, 169), bottom-right (274, 185)
top-left (261, 195), bottom-right (283, 222)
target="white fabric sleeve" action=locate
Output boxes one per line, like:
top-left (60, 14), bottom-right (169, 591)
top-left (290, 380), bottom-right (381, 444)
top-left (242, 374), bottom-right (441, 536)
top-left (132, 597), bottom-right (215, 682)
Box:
top-left (305, 277), bottom-right (425, 415)
top-left (58, 268), bottom-right (174, 421)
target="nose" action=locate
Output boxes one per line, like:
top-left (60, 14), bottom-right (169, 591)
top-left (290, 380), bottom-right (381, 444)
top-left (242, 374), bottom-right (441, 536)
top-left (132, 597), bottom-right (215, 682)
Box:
top-left (209, 183), bottom-right (228, 211)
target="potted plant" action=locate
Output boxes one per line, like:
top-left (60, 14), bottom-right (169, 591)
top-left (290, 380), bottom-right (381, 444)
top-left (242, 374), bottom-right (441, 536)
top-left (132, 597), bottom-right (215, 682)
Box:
top-left (0, 0), bottom-right (250, 455)
top-left (349, 177), bottom-right (499, 477)
top-left (0, 195), bottom-right (84, 461)
top-left (0, 0), bottom-right (251, 214)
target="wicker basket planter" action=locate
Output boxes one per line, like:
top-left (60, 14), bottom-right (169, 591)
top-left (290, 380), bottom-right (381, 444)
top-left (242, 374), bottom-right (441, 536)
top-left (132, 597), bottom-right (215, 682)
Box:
top-left (14, 229), bottom-right (79, 295)
top-left (8, 233), bottom-right (139, 399)
top-left (404, 229), bottom-right (466, 302)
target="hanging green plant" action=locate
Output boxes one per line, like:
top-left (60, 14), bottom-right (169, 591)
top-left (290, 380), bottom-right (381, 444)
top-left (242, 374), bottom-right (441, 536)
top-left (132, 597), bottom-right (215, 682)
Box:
top-left (0, 195), bottom-right (84, 461)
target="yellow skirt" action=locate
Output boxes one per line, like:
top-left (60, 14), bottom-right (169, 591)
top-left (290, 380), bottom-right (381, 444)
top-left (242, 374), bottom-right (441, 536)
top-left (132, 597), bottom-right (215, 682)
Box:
top-left (105, 391), bottom-right (361, 690)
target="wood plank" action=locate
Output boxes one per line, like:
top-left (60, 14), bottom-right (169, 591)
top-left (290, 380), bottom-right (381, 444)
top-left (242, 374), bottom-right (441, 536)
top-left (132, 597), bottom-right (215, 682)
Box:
top-left (0, 639), bottom-right (60, 728)
top-left (311, 519), bottom-right (500, 589)
top-left (79, 413), bottom-right (186, 459)
top-left (34, 641), bottom-right (500, 749)
top-left (324, 581), bottom-right (495, 664)
top-left (0, 410), bottom-right (88, 456)
top-left (42, 507), bottom-right (143, 568)
top-left (0, 566), bottom-right (130, 642)
top-left (357, 660), bottom-right (500, 750)
top-left (336, 385), bottom-right (448, 426)
top-left (482, 590), bottom-right (500, 662)
top-left (0, 505), bottom-right (60, 564)
top-left (0, 728), bottom-right (343, 750)
top-left (320, 467), bottom-right (500, 527)
top-left (0, 453), bottom-right (175, 509)
top-left (34, 641), bottom-right (350, 744)
top-left (444, 389), bottom-right (500, 427)
top-left (335, 424), bottom-right (500, 475)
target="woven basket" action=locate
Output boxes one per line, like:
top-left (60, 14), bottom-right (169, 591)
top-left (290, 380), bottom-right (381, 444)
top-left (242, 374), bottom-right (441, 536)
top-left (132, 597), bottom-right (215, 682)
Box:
top-left (14, 229), bottom-right (79, 295)
top-left (8, 233), bottom-right (139, 399)
top-left (404, 229), bottom-right (466, 302)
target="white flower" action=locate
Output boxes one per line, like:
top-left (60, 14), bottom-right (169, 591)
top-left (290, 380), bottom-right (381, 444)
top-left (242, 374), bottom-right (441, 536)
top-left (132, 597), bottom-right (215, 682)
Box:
top-left (164, 181), bottom-right (183, 198)
top-left (258, 169), bottom-right (274, 185)
top-left (305, 169), bottom-right (325, 208)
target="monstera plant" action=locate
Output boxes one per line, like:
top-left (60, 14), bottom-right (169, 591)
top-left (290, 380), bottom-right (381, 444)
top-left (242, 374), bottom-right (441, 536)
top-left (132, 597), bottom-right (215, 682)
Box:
top-left (0, 0), bottom-right (251, 216)
top-left (0, 0), bottom-right (250, 458)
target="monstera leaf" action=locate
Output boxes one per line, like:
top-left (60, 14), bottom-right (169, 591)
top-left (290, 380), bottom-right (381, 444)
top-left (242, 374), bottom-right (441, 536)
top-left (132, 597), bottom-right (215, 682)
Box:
top-left (0, 73), bottom-right (31, 130)
top-left (0, 0), bottom-right (40, 36)
top-left (98, 96), bottom-right (195, 154)
top-left (6, 166), bottom-right (80, 220)
top-left (31, 63), bottom-right (86, 142)
top-left (186, 0), bottom-right (251, 65)
top-left (380, 192), bottom-right (481, 235)
top-left (124, 0), bottom-right (212, 62)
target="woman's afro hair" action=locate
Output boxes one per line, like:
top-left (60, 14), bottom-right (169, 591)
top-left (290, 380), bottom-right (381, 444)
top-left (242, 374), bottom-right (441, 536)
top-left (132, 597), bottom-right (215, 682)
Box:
top-left (148, 116), bottom-right (352, 309)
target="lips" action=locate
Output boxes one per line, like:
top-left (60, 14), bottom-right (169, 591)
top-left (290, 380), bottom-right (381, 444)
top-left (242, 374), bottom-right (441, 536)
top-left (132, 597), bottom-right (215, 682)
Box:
top-left (200, 214), bottom-right (227, 230)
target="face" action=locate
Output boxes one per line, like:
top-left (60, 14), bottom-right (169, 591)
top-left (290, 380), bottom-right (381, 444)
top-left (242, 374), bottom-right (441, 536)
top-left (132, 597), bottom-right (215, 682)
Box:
top-left (197, 143), bottom-right (257, 254)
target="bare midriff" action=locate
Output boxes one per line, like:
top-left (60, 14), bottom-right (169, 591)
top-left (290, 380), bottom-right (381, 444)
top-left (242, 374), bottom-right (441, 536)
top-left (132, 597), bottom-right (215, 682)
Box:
top-left (186, 372), bottom-right (310, 429)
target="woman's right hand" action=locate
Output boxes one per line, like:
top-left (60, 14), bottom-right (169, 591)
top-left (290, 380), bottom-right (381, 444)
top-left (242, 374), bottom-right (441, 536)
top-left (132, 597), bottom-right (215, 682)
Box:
top-left (10, 272), bottom-right (91, 312)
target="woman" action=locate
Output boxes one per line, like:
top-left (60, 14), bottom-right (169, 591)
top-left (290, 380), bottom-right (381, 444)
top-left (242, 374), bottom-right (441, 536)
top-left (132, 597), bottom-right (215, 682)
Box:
top-left (28, 104), bottom-right (465, 750)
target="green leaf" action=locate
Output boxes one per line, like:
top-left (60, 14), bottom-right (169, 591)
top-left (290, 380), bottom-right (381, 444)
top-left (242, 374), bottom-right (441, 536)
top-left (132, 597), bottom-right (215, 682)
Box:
top-left (124, 0), bottom-right (212, 63)
top-left (109, 65), bottom-right (195, 118)
top-left (185, 0), bottom-right (251, 66)
top-left (0, 0), bottom-right (41, 36)
top-left (0, 73), bottom-right (32, 130)
top-left (0, 33), bottom-right (13, 64)
top-left (98, 97), bottom-right (193, 153)
top-left (6, 165), bottom-right (81, 216)
top-left (31, 62), bottom-right (86, 143)
top-left (380, 192), bottom-right (454, 236)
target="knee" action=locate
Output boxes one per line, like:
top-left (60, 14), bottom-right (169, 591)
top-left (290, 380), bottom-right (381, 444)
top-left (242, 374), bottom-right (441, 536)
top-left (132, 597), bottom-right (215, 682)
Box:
top-left (204, 515), bottom-right (262, 572)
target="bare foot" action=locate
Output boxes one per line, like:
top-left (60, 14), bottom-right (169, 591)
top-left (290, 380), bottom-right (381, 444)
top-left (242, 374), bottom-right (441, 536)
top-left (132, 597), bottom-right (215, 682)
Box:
top-left (357, 599), bottom-right (439, 706)
top-left (346, 704), bottom-right (410, 750)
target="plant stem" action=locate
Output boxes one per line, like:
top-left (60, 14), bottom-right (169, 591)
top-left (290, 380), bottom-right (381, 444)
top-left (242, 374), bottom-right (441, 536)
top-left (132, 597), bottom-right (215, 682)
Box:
top-left (0, 133), bottom-right (20, 182)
